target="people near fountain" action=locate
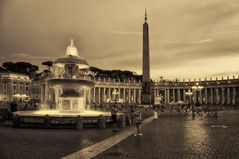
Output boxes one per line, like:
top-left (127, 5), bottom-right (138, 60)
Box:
top-left (153, 104), bottom-right (159, 119)
top-left (133, 108), bottom-right (143, 136)
top-left (24, 103), bottom-right (28, 110)
top-left (129, 105), bottom-right (134, 125)
top-left (111, 104), bottom-right (119, 132)
top-left (10, 102), bottom-right (17, 113)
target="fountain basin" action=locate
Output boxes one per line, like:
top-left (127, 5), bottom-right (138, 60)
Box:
top-left (13, 110), bottom-right (126, 129)
top-left (47, 79), bottom-right (94, 88)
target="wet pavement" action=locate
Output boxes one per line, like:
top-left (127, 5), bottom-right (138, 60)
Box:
top-left (0, 125), bottom-right (115, 159)
top-left (0, 108), bottom-right (153, 159)
top-left (95, 110), bottom-right (239, 159)
top-left (0, 110), bottom-right (239, 159)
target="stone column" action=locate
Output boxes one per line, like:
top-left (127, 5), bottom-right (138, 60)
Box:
top-left (193, 90), bottom-right (197, 104)
top-left (172, 89), bottom-right (175, 103)
top-left (102, 87), bottom-right (105, 103)
top-left (93, 87), bottom-right (96, 103)
top-left (45, 84), bottom-right (48, 105)
top-left (177, 89), bottom-right (181, 101)
top-left (221, 88), bottom-right (225, 105)
top-left (205, 88), bottom-right (208, 104)
top-left (232, 87), bottom-right (236, 105)
top-left (227, 87), bottom-right (230, 105)
top-left (138, 89), bottom-right (142, 104)
top-left (123, 87), bottom-right (126, 103)
top-left (108, 87), bottom-right (111, 101)
top-left (133, 88), bottom-right (136, 103)
top-left (167, 89), bottom-right (170, 104)
top-left (119, 88), bottom-right (121, 99)
top-left (88, 89), bottom-right (91, 109)
top-left (129, 88), bottom-right (131, 103)
top-left (154, 88), bottom-right (157, 101)
top-left (210, 88), bottom-right (213, 104)
top-left (183, 89), bottom-right (186, 103)
top-left (216, 88), bottom-right (219, 105)
top-left (199, 89), bottom-right (202, 104)
top-left (98, 87), bottom-right (101, 103)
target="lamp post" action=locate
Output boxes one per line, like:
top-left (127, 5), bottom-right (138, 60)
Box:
top-left (155, 94), bottom-right (163, 105)
top-left (112, 89), bottom-right (119, 103)
top-left (185, 90), bottom-right (193, 107)
top-left (191, 83), bottom-right (204, 106)
top-left (191, 83), bottom-right (204, 119)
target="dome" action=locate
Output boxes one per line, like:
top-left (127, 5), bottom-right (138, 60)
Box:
top-left (66, 39), bottom-right (78, 57)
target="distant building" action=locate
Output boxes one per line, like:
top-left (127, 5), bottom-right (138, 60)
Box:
top-left (0, 71), bottom-right (31, 102)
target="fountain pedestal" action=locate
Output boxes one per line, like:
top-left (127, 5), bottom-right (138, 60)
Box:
top-left (59, 96), bottom-right (85, 112)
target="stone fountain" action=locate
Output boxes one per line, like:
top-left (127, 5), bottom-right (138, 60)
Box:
top-left (12, 39), bottom-right (125, 129)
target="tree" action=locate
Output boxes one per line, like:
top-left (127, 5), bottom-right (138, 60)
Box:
top-left (2, 62), bottom-right (39, 76)
top-left (89, 66), bottom-right (141, 82)
top-left (42, 61), bottom-right (53, 71)
top-left (3, 62), bottom-right (15, 71)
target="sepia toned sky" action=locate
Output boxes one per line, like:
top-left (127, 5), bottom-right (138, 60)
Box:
top-left (1, 0), bottom-right (239, 80)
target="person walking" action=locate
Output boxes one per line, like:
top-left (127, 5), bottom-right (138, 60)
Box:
top-left (153, 104), bottom-right (158, 119)
top-left (133, 108), bottom-right (143, 136)
top-left (111, 103), bottom-right (119, 132)
top-left (129, 105), bottom-right (134, 125)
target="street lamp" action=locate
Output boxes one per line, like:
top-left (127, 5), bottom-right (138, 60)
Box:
top-left (185, 90), bottom-right (193, 106)
top-left (191, 83), bottom-right (204, 119)
top-left (155, 94), bottom-right (163, 105)
top-left (112, 89), bottom-right (119, 103)
top-left (191, 82), bottom-right (204, 106)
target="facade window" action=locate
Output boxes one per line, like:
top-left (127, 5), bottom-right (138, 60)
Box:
top-left (20, 86), bottom-right (22, 91)
top-left (4, 85), bottom-right (7, 90)
top-left (26, 87), bottom-right (29, 91)
top-left (14, 86), bottom-right (16, 90)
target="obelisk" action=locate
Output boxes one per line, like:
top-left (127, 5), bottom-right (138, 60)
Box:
top-left (142, 9), bottom-right (151, 104)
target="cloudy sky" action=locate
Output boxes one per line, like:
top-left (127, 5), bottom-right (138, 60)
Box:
top-left (1, 0), bottom-right (239, 80)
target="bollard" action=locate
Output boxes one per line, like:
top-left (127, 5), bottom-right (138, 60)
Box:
top-left (98, 115), bottom-right (106, 129)
top-left (75, 115), bottom-right (84, 130)
top-left (118, 114), bottom-right (126, 128)
top-left (44, 114), bottom-right (50, 128)
top-left (154, 111), bottom-right (158, 119)
top-left (12, 114), bottom-right (20, 128)
top-left (158, 111), bottom-right (161, 117)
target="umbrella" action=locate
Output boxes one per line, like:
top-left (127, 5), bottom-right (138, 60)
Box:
top-left (176, 101), bottom-right (185, 105)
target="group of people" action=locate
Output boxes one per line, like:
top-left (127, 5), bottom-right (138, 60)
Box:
top-left (111, 104), bottom-right (143, 136)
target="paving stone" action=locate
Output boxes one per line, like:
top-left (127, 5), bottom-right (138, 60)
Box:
top-left (95, 110), bottom-right (239, 159)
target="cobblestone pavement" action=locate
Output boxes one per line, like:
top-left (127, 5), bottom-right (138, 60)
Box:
top-left (95, 110), bottom-right (239, 159)
top-left (0, 125), bottom-right (116, 159)
top-left (0, 108), bottom-right (153, 159)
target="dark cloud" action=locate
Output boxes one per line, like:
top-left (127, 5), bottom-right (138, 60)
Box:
top-left (1, 0), bottom-right (239, 79)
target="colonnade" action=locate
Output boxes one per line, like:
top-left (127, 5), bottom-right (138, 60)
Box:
top-left (154, 86), bottom-right (238, 105)
top-left (92, 86), bottom-right (142, 104)
top-left (39, 78), bottom-right (239, 106)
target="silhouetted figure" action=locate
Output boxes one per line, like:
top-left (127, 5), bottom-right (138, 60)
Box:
top-left (10, 102), bottom-right (17, 112)
top-left (133, 108), bottom-right (142, 136)
top-left (111, 104), bottom-right (119, 132)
